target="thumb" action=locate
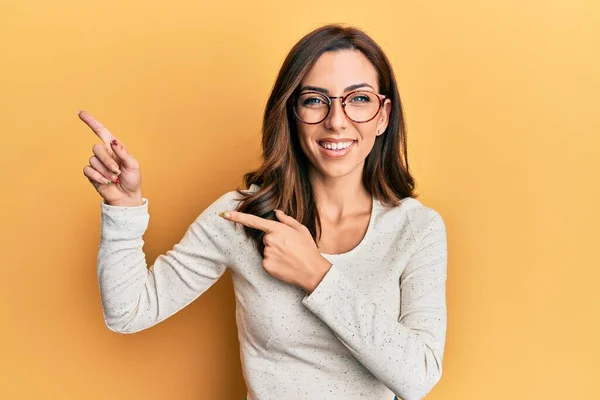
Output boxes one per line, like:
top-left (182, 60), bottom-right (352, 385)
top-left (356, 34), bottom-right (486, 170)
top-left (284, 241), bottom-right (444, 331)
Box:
top-left (110, 139), bottom-right (138, 169)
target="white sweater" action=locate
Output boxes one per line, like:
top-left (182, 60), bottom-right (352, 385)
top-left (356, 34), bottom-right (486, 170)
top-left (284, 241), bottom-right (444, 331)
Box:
top-left (97, 184), bottom-right (448, 400)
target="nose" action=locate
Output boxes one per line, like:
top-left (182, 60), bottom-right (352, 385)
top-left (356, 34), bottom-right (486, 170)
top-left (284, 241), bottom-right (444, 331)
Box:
top-left (324, 97), bottom-right (348, 130)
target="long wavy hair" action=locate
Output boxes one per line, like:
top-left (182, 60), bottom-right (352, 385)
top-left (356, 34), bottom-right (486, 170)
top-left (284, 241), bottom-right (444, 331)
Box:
top-left (234, 23), bottom-right (417, 256)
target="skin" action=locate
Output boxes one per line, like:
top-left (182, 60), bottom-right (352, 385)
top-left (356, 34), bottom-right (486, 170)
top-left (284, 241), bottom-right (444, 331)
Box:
top-left (296, 49), bottom-right (391, 220)
top-left (222, 49), bottom-right (392, 293)
top-left (79, 110), bottom-right (144, 207)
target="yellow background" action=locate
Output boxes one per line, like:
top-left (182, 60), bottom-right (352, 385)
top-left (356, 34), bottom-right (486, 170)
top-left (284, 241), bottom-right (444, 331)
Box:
top-left (1, 0), bottom-right (598, 399)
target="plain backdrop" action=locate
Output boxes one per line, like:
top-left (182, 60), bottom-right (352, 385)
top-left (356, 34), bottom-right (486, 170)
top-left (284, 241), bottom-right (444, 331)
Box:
top-left (0, 0), bottom-right (598, 399)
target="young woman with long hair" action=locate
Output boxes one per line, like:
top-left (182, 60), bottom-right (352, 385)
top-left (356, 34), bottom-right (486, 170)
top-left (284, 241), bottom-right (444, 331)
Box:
top-left (80, 23), bottom-right (448, 400)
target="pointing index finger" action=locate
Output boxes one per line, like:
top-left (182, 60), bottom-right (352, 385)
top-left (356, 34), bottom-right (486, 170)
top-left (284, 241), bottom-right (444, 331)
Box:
top-left (78, 110), bottom-right (117, 145)
top-left (222, 211), bottom-right (279, 232)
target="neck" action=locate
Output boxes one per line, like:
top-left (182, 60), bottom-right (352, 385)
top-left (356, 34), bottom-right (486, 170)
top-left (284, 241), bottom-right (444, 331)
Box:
top-left (308, 166), bottom-right (372, 223)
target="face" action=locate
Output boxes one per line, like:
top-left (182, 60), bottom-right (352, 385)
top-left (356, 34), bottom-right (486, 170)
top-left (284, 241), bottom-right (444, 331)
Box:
top-left (294, 49), bottom-right (391, 180)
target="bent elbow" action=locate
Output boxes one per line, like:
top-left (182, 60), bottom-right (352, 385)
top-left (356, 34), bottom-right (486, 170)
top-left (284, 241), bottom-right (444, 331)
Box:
top-left (394, 353), bottom-right (443, 400)
top-left (413, 354), bottom-right (443, 399)
top-left (420, 367), bottom-right (442, 399)
top-left (104, 318), bottom-right (146, 334)
top-left (397, 373), bottom-right (442, 400)
top-left (102, 305), bottom-right (150, 334)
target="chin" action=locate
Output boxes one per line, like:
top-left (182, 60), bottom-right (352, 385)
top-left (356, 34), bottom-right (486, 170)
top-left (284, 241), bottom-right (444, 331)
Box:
top-left (312, 160), bottom-right (362, 179)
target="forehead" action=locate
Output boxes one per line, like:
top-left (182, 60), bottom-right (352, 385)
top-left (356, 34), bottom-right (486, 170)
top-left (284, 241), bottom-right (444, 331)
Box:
top-left (301, 50), bottom-right (379, 92)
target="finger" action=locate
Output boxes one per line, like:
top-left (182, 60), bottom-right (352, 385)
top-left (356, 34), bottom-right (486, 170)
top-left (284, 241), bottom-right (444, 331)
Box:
top-left (262, 232), bottom-right (274, 245)
top-left (90, 155), bottom-right (120, 182)
top-left (221, 211), bottom-right (279, 233)
top-left (78, 110), bottom-right (118, 146)
top-left (83, 165), bottom-right (112, 186)
top-left (274, 209), bottom-right (306, 231)
top-left (87, 176), bottom-right (106, 190)
top-left (92, 143), bottom-right (121, 175)
top-left (109, 138), bottom-right (139, 170)
top-left (88, 177), bottom-right (101, 189)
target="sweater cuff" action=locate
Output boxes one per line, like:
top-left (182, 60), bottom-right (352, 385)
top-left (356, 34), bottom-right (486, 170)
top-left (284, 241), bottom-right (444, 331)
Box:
top-left (100, 197), bottom-right (150, 238)
top-left (101, 197), bottom-right (149, 213)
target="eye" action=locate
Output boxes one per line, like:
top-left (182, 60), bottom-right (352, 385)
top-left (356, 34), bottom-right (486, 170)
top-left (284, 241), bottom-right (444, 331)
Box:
top-left (303, 97), bottom-right (323, 105)
top-left (348, 93), bottom-right (372, 103)
top-left (298, 93), bottom-right (328, 108)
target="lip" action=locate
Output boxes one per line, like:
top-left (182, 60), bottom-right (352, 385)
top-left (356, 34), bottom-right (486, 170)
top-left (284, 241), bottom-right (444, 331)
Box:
top-left (317, 138), bottom-right (355, 143)
top-left (316, 140), bottom-right (356, 159)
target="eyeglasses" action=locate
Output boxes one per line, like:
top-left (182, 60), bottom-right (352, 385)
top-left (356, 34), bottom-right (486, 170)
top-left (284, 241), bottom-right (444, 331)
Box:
top-left (291, 90), bottom-right (387, 125)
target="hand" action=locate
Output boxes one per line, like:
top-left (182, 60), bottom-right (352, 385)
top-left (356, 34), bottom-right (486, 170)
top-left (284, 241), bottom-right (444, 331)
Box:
top-left (79, 110), bottom-right (143, 206)
top-left (219, 209), bottom-right (332, 292)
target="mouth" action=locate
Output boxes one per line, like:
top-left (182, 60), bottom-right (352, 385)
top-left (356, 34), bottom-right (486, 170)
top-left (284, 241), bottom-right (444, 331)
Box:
top-left (316, 140), bottom-right (357, 159)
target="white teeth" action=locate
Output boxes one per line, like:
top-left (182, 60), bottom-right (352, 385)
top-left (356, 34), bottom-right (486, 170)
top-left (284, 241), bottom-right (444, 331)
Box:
top-left (319, 141), bottom-right (354, 150)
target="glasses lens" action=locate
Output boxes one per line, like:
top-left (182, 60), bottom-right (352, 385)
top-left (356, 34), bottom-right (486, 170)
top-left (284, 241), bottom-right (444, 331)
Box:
top-left (295, 92), bottom-right (329, 123)
top-left (344, 91), bottom-right (381, 122)
top-left (294, 91), bottom-right (382, 123)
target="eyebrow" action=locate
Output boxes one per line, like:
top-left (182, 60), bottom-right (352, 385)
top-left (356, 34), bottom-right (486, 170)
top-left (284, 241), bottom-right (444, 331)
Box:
top-left (298, 83), bottom-right (375, 94)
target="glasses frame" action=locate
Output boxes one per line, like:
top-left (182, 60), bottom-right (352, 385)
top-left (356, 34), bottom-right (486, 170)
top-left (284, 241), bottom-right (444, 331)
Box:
top-left (291, 90), bottom-right (387, 125)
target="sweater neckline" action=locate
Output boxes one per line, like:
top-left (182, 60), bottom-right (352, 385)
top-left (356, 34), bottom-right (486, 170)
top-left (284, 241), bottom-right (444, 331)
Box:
top-left (319, 194), bottom-right (380, 261)
top-left (247, 184), bottom-right (380, 261)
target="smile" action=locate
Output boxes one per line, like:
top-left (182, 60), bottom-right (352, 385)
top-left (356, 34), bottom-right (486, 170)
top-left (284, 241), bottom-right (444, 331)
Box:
top-left (316, 140), bottom-right (356, 159)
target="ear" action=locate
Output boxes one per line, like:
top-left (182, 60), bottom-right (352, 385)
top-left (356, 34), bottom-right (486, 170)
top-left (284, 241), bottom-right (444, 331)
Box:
top-left (376, 98), bottom-right (392, 136)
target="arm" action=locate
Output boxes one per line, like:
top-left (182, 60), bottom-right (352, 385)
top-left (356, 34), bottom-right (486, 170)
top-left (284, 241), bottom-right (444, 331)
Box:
top-left (97, 193), bottom-right (235, 334)
top-left (302, 210), bottom-right (448, 400)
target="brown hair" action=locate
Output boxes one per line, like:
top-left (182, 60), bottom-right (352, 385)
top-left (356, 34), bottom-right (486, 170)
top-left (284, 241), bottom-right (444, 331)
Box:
top-left (235, 23), bottom-right (417, 256)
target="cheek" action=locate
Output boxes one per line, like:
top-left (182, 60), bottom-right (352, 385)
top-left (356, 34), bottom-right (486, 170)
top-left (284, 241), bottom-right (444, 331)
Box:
top-left (356, 126), bottom-right (379, 156)
top-left (296, 126), bottom-right (317, 152)
top-left (357, 125), bottom-right (378, 144)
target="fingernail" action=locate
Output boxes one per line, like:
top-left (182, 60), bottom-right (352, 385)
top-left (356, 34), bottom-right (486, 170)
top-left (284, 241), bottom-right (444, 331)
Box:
top-left (110, 165), bottom-right (120, 174)
top-left (77, 110), bottom-right (81, 115)
top-left (111, 139), bottom-right (118, 146)
top-left (218, 211), bottom-right (230, 219)
top-left (111, 175), bottom-right (119, 183)
top-left (115, 176), bottom-right (120, 184)
top-left (106, 179), bottom-right (111, 185)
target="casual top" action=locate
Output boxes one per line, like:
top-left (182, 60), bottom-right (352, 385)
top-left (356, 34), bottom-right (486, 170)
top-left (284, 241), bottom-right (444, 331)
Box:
top-left (97, 183), bottom-right (448, 400)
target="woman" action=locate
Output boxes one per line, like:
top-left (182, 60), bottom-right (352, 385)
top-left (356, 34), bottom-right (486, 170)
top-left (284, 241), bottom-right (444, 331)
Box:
top-left (81, 24), bottom-right (447, 400)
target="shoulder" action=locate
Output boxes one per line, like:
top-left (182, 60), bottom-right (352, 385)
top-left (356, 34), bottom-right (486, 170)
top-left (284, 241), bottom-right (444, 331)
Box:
top-left (187, 185), bottom-right (261, 246)
top-left (202, 183), bottom-right (260, 216)
top-left (379, 196), bottom-right (446, 243)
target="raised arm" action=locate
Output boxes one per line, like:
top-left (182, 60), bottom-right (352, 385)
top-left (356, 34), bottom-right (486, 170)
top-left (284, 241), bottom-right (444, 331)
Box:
top-left (78, 110), bottom-right (237, 334)
top-left (98, 192), bottom-right (237, 333)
